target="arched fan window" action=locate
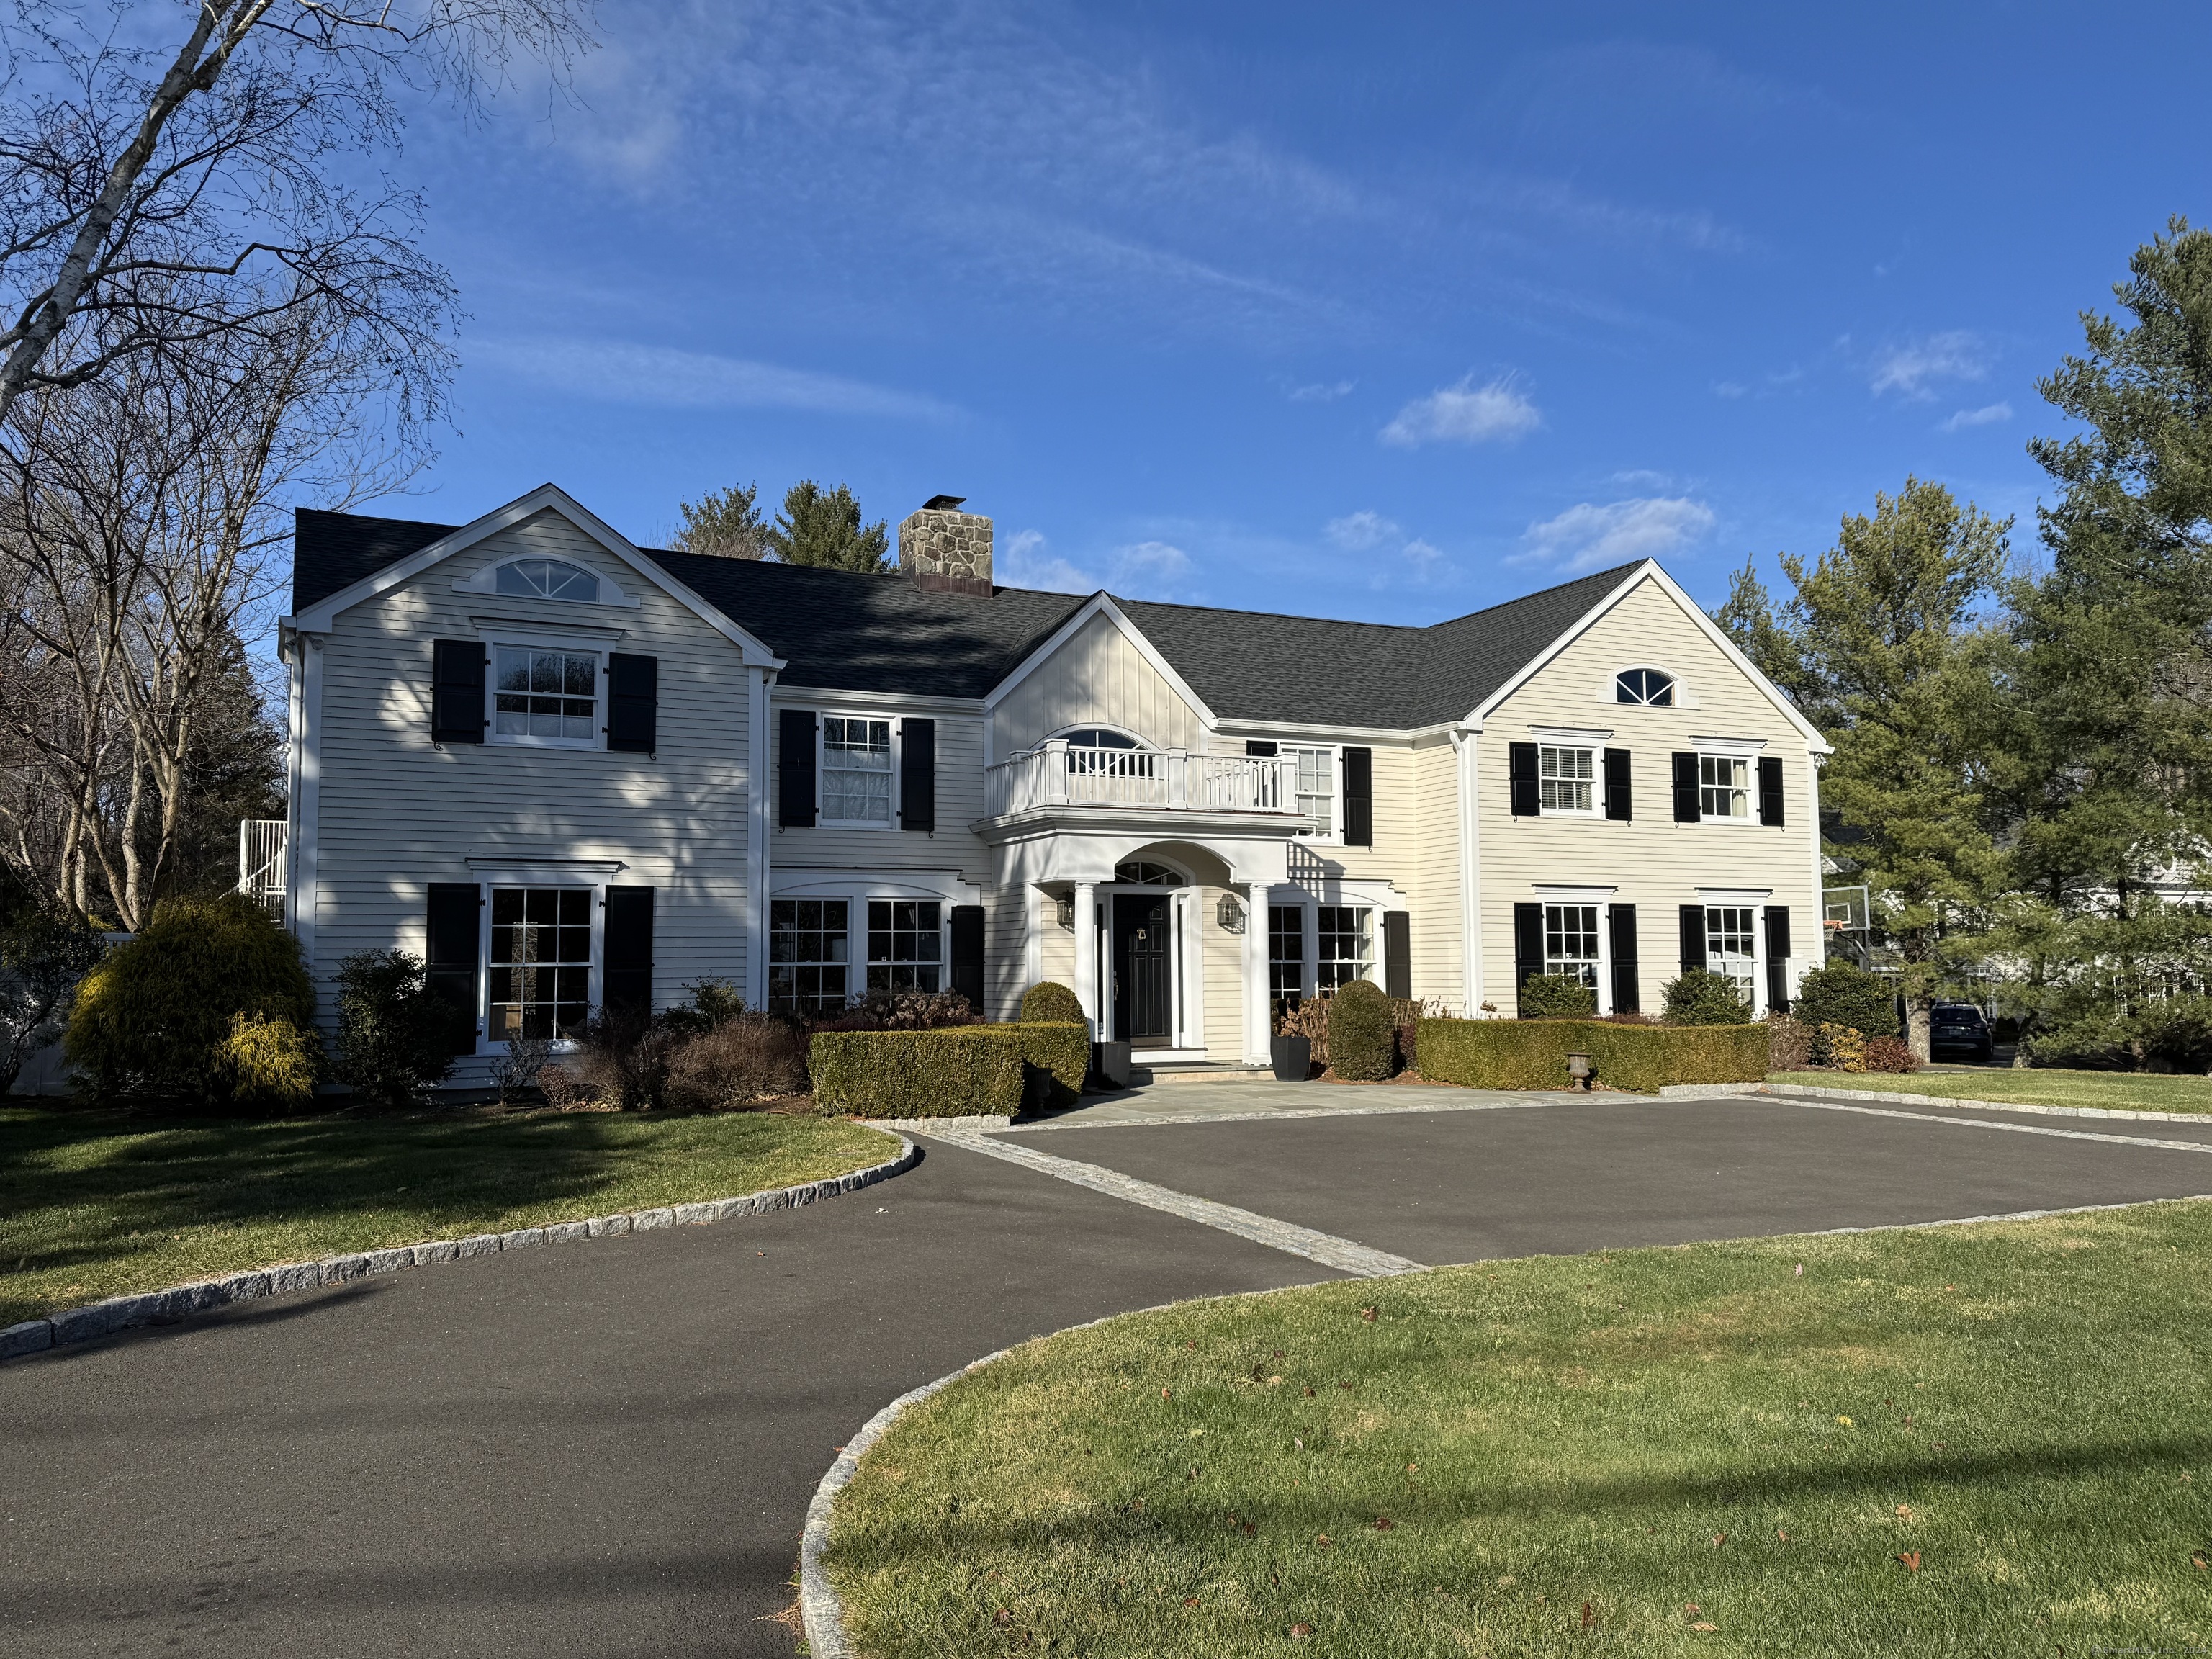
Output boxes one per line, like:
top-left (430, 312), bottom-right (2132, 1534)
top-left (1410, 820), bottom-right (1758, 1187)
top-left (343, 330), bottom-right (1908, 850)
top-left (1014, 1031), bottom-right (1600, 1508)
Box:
top-left (495, 558), bottom-right (600, 602)
top-left (1115, 861), bottom-right (1184, 886)
top-left (1615, 667), bottom-right (1675, 706)
top-left (1059, 727), bottom-right (1149, 778)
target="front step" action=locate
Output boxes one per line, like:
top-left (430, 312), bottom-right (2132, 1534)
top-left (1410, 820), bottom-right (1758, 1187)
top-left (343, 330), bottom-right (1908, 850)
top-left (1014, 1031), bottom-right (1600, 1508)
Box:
top-left (1130, 1062), bottom-right (1280, 1087)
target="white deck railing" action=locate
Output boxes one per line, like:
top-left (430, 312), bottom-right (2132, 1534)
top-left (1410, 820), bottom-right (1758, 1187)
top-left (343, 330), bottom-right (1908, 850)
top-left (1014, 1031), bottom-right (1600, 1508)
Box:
top-left (238, 819), bottom-right (287, 913)
top-left (987, 742), bottom-right (1305, 819)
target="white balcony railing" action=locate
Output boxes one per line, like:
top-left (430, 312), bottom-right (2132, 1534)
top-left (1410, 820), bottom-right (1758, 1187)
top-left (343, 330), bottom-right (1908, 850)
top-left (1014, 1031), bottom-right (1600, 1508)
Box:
top-left (238, 818), bottom-right (287, 914)
top-left (986, 742), bottom-right (1305, 819)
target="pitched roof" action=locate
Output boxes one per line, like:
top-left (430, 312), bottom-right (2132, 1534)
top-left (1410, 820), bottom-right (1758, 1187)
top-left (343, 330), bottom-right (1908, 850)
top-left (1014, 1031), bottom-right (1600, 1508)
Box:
top-left (289, 506), bottom-right (1643, 726)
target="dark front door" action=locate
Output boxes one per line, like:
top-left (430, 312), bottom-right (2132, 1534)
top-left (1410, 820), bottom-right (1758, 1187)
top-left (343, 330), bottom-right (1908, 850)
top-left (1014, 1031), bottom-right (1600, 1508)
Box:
top-left (1112, 894), bottom-right (1173, 1046)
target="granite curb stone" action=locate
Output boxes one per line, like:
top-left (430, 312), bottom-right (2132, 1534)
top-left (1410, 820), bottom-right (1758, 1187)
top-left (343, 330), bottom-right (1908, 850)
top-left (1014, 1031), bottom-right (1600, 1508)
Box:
top-left (2, 1132), bottom-right (917, 1364)
top-left (1763, 1080), bottom-right (2210, 1125)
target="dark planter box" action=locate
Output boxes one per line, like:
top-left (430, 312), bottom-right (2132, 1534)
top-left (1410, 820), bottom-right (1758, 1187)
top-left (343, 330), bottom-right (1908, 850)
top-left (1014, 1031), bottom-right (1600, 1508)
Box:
top-left (1271, 1034), bottom-right (1312, 1082)
top-left (1092, 1039), bottom-right (1133, 1090)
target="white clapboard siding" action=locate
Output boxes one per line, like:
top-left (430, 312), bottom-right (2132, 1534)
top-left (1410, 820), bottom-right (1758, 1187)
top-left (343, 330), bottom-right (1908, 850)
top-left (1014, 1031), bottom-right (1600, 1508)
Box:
top-left (1475, 574), bottom-right (1820, 1012)
top-left (310, 509), bottom-right (755, 1019)
top-left (766, 698), bottom-right (995, 886)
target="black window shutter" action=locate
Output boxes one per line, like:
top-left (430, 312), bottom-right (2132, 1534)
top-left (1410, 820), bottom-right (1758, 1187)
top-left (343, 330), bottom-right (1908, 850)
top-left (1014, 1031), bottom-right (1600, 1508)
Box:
top-left (431, 639), bottom-right (485, 745)
top-left (1382, 911), bottom-right (1411, 999)
top-left (1765, 907), bottom-right (1792, 1012)
top-left (1604, 747), bottom-right (1632, 822)
top-left (424, 883), bottom-right (481, 1053)
top-left (1509, 742), bottom-right (1539, 817)
top-left (1679, 904), bottom-right (1707, 975)
top-left (1513, 902), bottom-right (1544, 1017)
top-left (1245, 739), bottom-right (1279, 757)
top-left (1341, 747), bottom-right (1373, 845)
top-left (606, 653), bottom-right (658, 753)
top-left (1672, 752), bottom-right (1701, 823)
top-left (1758, 755), bottom-right (1785, 826)
top-left (900, 717), bottom-right (936, 832)
top-left (778, 709), bottom-right (817, 827)
top-left (1609, 904), bottom-right (1640, 1014)
top-left (950, 904), bottom-right (985, 1011)
top-left (603, 886), bottom-right (655, 1015)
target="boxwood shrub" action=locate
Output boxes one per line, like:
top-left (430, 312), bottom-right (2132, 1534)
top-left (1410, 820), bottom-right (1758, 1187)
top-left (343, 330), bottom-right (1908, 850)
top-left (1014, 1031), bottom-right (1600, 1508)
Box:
top-left (1326, 980), bottom-right (1398, 1079)
top-left (809, 1022), bottom-right (1091, 1118)
top-left (1416, 1017), bottom-right (1768, 1093)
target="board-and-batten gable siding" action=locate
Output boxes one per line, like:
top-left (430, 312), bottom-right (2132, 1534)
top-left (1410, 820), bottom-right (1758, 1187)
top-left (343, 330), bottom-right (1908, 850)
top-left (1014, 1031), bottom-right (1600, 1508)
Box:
top-left (991, 610), bottom-right (1205, 756)
top-left (767, 699), bottom-right (992, 884)
top-left (310, 508), bottom-right (756, 1020)
top-left (1474, 575), bottom-right (1818, 1011)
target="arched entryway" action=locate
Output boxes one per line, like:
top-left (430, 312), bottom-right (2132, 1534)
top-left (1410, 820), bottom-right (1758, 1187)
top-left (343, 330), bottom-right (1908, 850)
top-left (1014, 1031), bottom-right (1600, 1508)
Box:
top-left (1107, 859), bottom-right (1184, 1046)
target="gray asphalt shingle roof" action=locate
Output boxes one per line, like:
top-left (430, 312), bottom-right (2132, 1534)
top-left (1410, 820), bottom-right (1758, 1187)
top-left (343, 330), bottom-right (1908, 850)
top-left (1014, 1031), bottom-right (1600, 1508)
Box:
top-left (291, 508), bottom-right (1642, 728)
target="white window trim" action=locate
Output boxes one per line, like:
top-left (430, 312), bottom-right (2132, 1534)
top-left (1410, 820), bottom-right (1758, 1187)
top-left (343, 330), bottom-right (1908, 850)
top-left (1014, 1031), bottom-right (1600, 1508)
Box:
top-left (1697, 750), bottom-right (1755, 825)
top-left (1537, 742), bottom-right (1601, 819)
top-left (1266, 739), bottom-right (1343, 845)
top-left (768, 871), bottom-right (979, 1010)
top-left (817, 711), bottom-right (902, 831)
top-left (481, 634), bottom-right (608, 752)
top-left (1610, 665), bottom-right (1681, 708)
top-left (1539, 897), bottom-right (1609, 1011)
top-left (452, 557), bottom-right (641, 608)
top-left (477, 876), bottom-right (604, 1055)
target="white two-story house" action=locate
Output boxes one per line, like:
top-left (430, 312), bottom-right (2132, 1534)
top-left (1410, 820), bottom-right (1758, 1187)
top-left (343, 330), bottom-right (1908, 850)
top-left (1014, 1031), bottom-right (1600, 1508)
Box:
top-left (274, 484), bottom-right (1827, 1083)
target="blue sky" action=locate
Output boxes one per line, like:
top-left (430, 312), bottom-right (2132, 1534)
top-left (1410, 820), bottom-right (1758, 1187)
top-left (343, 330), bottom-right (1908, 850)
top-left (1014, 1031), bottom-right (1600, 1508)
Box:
top-left (383, 0), bottom-right (2208, 623)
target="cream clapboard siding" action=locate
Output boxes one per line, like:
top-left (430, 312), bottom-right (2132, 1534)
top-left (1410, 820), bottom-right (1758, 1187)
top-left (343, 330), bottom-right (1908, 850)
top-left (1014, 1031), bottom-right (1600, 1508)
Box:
top-left (985, 883), bottom-right (1029, 1020)
top-left (1474, 574), bottom-right (1820, 1013)
top-left (766, 696), bottom-right (994, 886)
top-left (992, 611), bottom-right (1205, 755)
top-left (1407, 734), bottom-right (1465, 1010)
top-left (310, 508), bottom-right (755, 1022)
top-left (1199, 885), bottom-right (1244, 1057)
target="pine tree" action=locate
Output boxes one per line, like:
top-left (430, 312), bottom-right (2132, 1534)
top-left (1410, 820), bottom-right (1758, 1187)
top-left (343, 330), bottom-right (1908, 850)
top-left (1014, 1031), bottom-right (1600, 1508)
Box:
top-left (674, 482), bottom-right (768, 559)
top-left (764, 481), bottom-right (891, 573)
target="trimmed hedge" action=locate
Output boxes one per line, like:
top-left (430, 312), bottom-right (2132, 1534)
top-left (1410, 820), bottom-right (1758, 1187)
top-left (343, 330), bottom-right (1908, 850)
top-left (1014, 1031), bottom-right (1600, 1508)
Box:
top-left (1020, 981), bottom-right (1084, 1024)
top-left (1416, 1017), bottom-right (1769, 1094)
top-left (810, 1022), bottom-right (1090, 1118)
top-left (1326, 980), bottom-right (1398, 1080)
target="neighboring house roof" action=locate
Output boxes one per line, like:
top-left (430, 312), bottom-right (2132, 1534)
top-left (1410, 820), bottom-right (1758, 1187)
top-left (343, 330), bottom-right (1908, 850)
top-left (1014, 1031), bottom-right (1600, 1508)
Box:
top-left (287, 505), bottom-right (1640, 725)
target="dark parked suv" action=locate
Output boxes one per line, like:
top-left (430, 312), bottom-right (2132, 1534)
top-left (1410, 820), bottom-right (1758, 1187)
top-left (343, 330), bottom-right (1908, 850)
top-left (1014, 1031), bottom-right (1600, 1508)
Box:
top-left (1930, 1004), bottom-right (1995, 1063)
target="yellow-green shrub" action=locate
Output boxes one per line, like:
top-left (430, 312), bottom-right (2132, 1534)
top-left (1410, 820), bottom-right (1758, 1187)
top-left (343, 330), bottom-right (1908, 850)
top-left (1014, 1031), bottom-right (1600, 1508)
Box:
top-left (1416, 1017), bottom-right (1769, 1093)
top-left (215, 1012), bottom-right (320, 1114)
top-left (66, 893), bottom-right (316, 1110)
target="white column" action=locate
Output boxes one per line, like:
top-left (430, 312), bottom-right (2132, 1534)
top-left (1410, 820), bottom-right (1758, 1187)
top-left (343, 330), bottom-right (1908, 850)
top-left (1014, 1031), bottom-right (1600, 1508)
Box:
top-left (1244, 885), bottom-right (1270, 1065)
top-left (1073, 881), bottom-right (1099, 1038)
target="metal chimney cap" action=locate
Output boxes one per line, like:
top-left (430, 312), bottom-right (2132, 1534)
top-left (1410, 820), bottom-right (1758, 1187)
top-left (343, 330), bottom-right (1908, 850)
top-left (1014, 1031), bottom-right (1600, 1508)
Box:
top-left (920, 494), bottom-right (967, 511)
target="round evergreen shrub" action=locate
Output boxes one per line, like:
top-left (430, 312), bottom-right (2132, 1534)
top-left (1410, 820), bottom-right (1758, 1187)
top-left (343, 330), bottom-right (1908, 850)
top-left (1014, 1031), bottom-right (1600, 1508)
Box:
top-left (1791, 961), bottom-right (1899, 1041)
top-left (66, 892), bottom-right (315, 1109)
top-left (1326, 979), bottom-right (1397, 1079)
top-left (1020, 981), bottom-right (1084, 1025)
top-left (334, 948), bottom-right (463, 1105)
top-left (1519, 973), bottom-right (1598, 1018)
top-left (1660, 968), bottom-right (1752, 1027)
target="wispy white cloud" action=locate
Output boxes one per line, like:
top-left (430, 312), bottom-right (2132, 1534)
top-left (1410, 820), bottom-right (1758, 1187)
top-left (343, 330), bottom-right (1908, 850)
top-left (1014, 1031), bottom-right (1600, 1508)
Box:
top-left (1380, 376), bottom-right (1541, 447)
top-left (1609, 469), bottom-right (1673, 490)
top-left (998, 529), bottom-right (1094, 595)
top-left (1110, 539), bottom-right (1197, 599)
top-left (1941, 400), bottom-right (2013, 431)
top-left (1871, 331), bottom-right (1991, 399)
top-left (471, 337), bottom-right (956, 419)
top-left (1286, 378), bottom-right (1355, 403)
top-left (1517, 496), bottom-right (1715, 573)
top-left (1712, 380), bottom-right (1748, 399)
top-left (1323, 510), bottom-right (1401, 552)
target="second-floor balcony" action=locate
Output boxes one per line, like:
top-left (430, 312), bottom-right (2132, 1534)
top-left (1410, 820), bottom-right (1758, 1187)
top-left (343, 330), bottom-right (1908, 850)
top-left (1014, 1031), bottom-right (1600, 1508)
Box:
top-left (986, 742), bottom-right (1307, 822)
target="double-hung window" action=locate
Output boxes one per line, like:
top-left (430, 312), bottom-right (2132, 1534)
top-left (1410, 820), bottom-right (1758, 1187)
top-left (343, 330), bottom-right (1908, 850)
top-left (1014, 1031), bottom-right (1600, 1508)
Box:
top-left (1316, 905), bottom-right (1372, 992)
top-left (493, 646), bottom-right (598, 745)
top-left (1288, 747), bottom-right (1336, 837)
top-left (866, 900), bottom-right (942, 992)
top-left (1269, 904), bottom-right (1305, 1013)
top-left (1539, 745), bottom-right (1596, 814)
top-left (1700, 755), bottom-right (1750, 821)
top-left (1544, 903), bottom-right (1601, 988)
top-left (487, 886), bottom-right (593, 1039)
top-left (770, 899), bottom-right (849, 1013)
top-left (1705, 905), bottom-right (1757, 997)
top-left (822, 717), bottom-right (894, 824)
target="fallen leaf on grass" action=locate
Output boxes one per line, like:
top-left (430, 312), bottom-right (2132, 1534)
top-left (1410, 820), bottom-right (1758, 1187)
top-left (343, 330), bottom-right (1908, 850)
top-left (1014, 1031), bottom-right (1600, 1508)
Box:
top-left (1691, 1622), bottom-right (1718, 1633)
top-left (1290, 1623), bottom-right (1313, 1639)
top-left (1581, 1601), bottom-right (1595, 1630)
top-left (1897, 1552), bottom-right (1921, 1572)
top-left (1896, 1505), bottom-right (1914, 1519)
top-left (1316, 1534), bottom-right (1331, 1549)
top-left (1837, 1415), bottom-right (1853, 1426)
top-left (1184, 1596), bottom-right (1201, 1608)
top-left (1359, 1305), bottom-right (1378, 1323)
top-left (1712, 1534), bottom-right (1727, 1547)
top-left (1777, 1529), bottom-right (1790, 1542)
top-left (1162, 1388), bottom-right (1173, 1400)
top-left (1338, 1381), bottom-right (1353, 1390)
top-left (1375, 1516), bottom-right (1395, 1531)
top-left (993, 1609), bottom-right (1012, 1626)
top-left (1303, 1386), bottom-right (1316, 1398)
top-left (2193, 1553), bottom-right (2207, 1570)
top-left (1683, 1604), bottom-right (1699, 1616)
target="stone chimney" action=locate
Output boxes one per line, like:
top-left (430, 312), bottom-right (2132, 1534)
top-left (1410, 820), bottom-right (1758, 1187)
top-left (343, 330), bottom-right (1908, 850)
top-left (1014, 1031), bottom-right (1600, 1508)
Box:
top-left (897, 495), bottom-right (993, 596)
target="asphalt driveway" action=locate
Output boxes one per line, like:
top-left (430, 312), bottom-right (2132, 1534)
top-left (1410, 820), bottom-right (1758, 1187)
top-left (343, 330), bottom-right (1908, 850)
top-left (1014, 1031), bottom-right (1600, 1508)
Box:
top-left (4, 1090), bottom-right (2208, 1658)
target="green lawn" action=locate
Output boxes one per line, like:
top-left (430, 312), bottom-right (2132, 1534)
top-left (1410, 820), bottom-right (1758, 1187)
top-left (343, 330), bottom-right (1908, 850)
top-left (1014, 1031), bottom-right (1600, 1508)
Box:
top-left (1771, 1067), bottom-right (2212, 1114)
top-left (828, 1202), bottom-right (2212, 1658)
top-left (0, 1105), bottom-right (895, 1326)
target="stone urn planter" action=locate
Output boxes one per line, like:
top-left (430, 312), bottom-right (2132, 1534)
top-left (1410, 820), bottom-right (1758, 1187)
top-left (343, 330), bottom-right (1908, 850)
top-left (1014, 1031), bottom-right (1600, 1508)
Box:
top-left (1270, 1034), bottom-right (1312, 1082)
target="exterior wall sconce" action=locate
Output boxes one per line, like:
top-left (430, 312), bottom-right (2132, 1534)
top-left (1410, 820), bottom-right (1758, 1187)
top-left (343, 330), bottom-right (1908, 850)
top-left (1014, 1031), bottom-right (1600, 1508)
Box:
top-left (1056, 895), bottom-right (1075, 930)
top-left (1217, 894), bottom-right (1245, 933)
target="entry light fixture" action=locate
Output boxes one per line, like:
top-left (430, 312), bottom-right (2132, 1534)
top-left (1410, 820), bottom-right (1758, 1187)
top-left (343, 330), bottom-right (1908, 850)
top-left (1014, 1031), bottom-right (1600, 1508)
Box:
top-left (1217, 894), bottom-right (1245, 934)
top-left (1056, 895), bottom-right (1075, 930)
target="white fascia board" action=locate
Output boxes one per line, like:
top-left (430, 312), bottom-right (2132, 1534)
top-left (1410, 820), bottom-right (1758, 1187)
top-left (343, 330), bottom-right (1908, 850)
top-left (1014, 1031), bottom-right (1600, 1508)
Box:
top-left (287, 483), bottom-right (782, 670)
top-left (982, 592), bottom-right (1218, 729)
top-left (770, 685), bottom-right (984, 716)
top-left (1218, 718), bottom-right (1436, 745)
top-left (1462, 561), bottom-right (1834, 755)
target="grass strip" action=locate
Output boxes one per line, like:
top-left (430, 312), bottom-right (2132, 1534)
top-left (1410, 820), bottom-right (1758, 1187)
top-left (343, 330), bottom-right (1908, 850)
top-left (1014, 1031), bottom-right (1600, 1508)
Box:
top-left (1771, 1068), bottom-right (2212, 1114)
top-left (0, 1105), bottom-right (894, 1326)
top-left (829, 1202), bottom-right (2212, 1657)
